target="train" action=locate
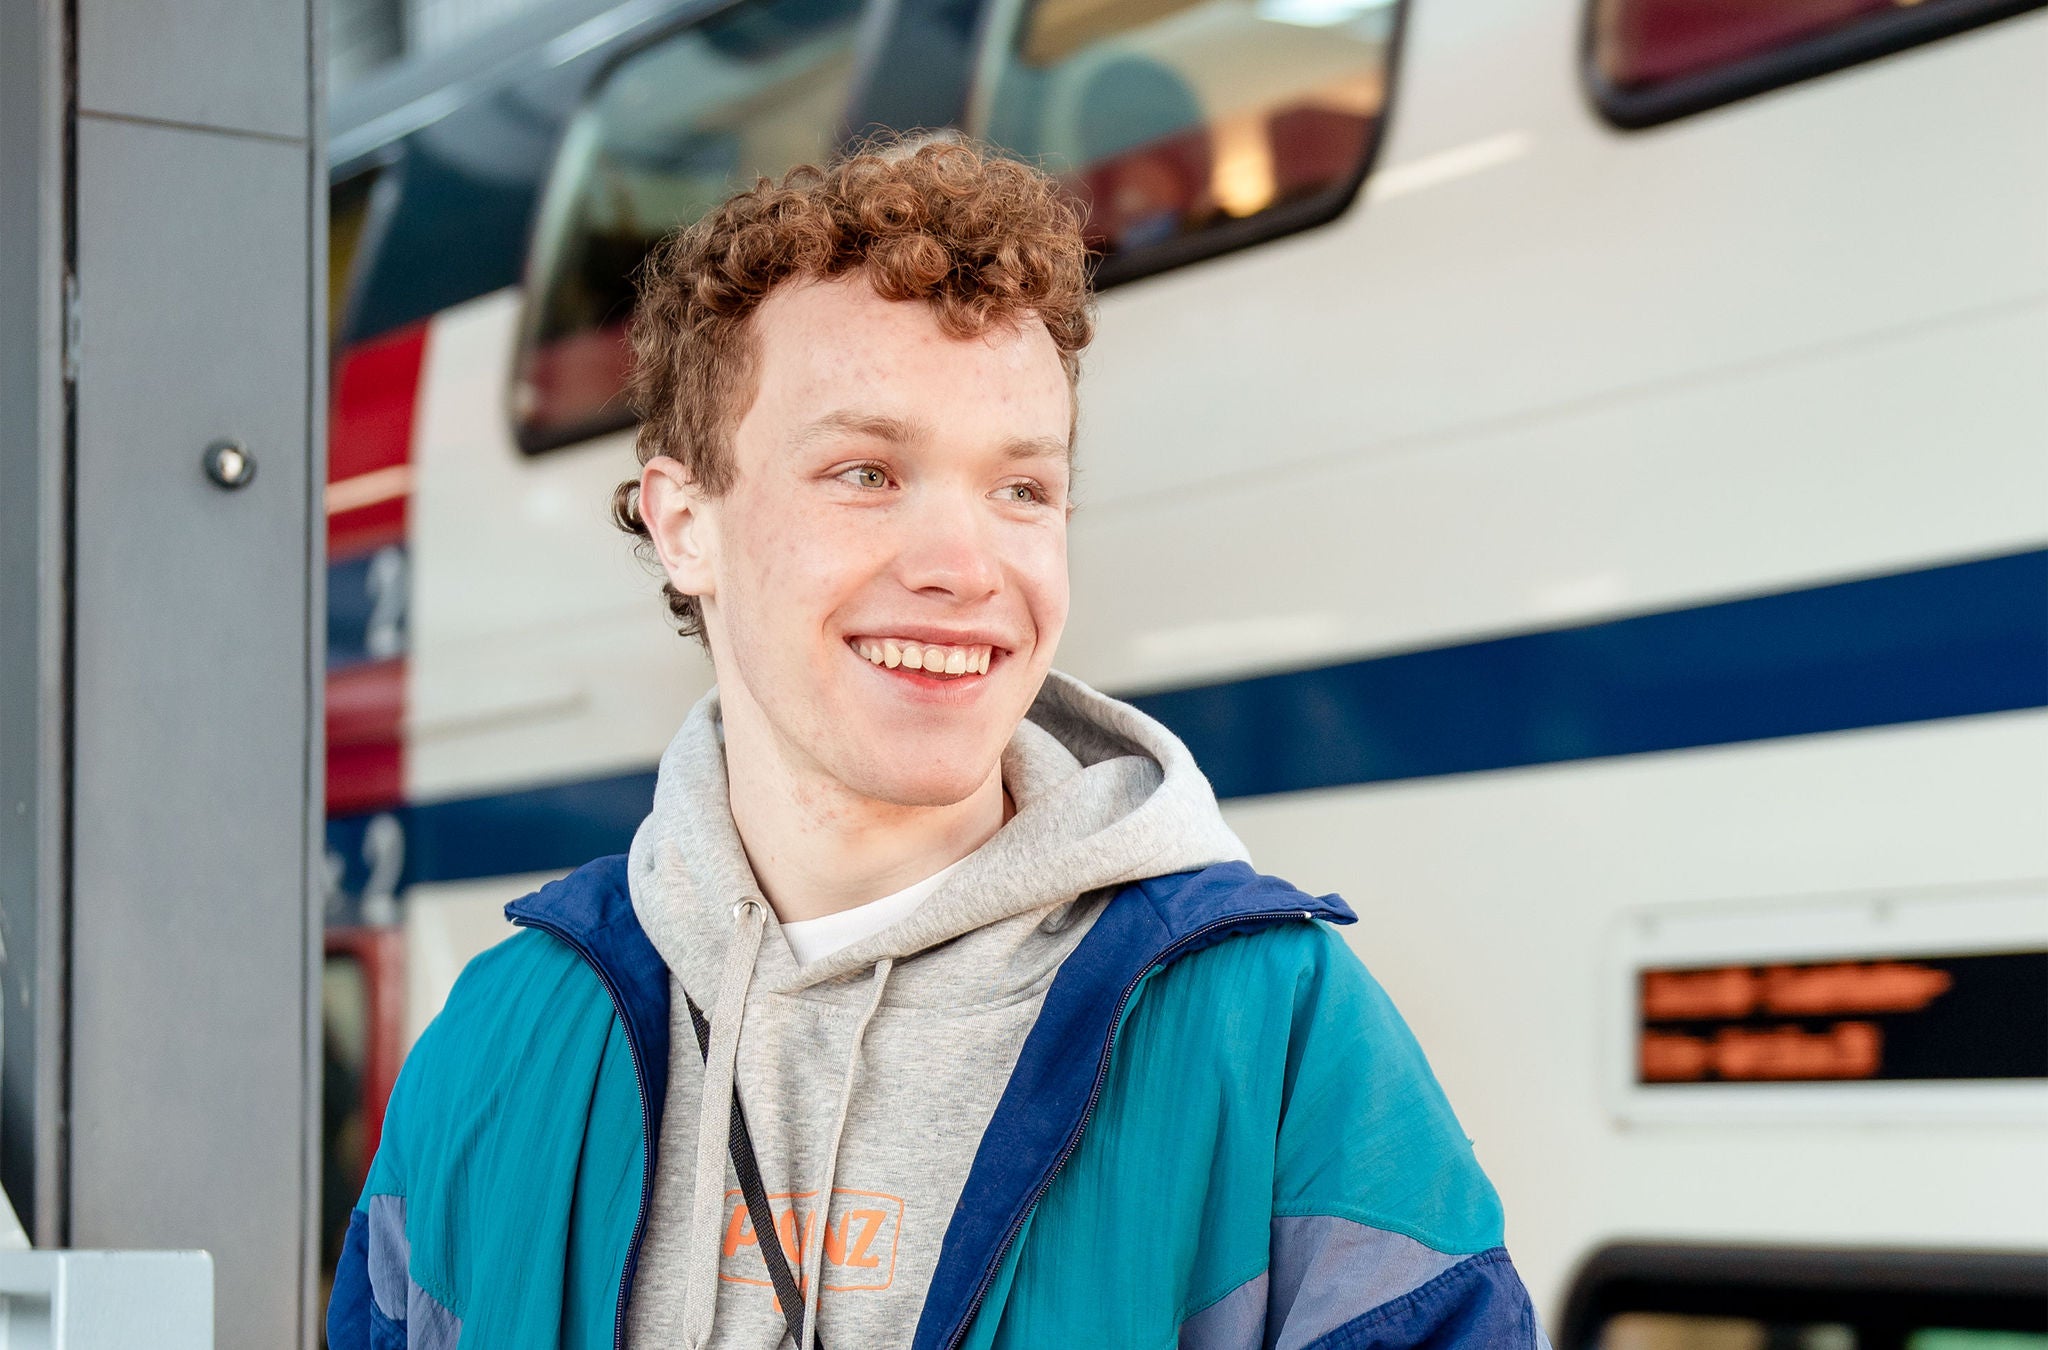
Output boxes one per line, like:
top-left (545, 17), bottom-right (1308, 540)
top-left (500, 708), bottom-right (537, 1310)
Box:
top-left (320, 0), bottom-right (2048, 1338)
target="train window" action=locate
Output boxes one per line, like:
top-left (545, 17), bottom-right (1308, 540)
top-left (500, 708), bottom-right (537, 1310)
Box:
top-left (1586, 0), bottom-right (2048, 129)
top-left (321, 927), bottom-right (404, 1311)
top-left (512, 0), bottom-right (870, 454)
top-left (321, 947), bottom-right (370, 1302)
top-left (1599, 1314), bottom-right (1854, 1348)
top-left (964, 0), bottom-right (1402, 286)
top-left (329, 167), bottom-right (385, 345)
top-left (1560, 1245), bottom-right (2048, 1350)
top-left (1596, 1315), bottom-right (2048, 1349)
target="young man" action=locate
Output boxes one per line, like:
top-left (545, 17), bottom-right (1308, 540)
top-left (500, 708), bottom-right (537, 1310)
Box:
top-left (327, 138), bottom-right (1547, 1350)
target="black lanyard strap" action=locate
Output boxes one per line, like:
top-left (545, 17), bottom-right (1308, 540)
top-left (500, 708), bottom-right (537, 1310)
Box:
top-left (683, 991), bottom-right (823, 1350)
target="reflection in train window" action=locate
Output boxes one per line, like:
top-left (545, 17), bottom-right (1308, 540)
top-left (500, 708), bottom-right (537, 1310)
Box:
top-left (512, 0), bottom-right (869, 453)
top-left (1561, 1245), bottom-right (2048, 1350)
top-left (1600, 1314), bottom-right (1855, 1350)
top-left (1596, 1318), bottom-right (2048, 1350)
top-left (967, 0), bottom-right (1401, 285)
top-left (1586, 0), bottom-right (2047, 129)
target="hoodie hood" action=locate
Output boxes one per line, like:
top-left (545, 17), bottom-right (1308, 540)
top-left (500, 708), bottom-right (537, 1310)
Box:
top-left (626, 667), bottom-right (1249, 1008)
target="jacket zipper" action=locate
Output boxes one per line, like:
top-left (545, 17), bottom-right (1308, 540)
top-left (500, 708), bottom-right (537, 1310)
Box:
top-left (509, 913), bottom-right (656, 1350)
top-left (938, 907), bottom-right (1316, 1350)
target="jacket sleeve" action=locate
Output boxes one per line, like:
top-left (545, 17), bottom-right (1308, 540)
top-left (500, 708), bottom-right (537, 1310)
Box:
top-left (328, 1191), bottom-right (458, 1349)
top-left (326, 1206), bottom-right (384, 1350)
top-left (1263, 923), bottom-right (1549, 1349)
top-left (325, 973), bottom-right (469, 1350)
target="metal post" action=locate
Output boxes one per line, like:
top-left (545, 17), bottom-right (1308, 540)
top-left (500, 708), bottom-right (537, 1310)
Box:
top-left (0, 0), bottom-right (327, 1346)
top-left (0, 0), bottom-right (77, 1255)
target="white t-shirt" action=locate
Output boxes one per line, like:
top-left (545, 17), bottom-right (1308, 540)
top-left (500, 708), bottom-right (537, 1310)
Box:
top-left (778, 855), bottom-right (969, 966)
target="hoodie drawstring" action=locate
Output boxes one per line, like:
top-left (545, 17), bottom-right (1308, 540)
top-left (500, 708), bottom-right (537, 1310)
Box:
top-left (683, 905), bottom-right (895, 1350)
top-left (682, 897), bottom-right (766, 1350)
top-left (797, 956), bottom-right (893, 1350)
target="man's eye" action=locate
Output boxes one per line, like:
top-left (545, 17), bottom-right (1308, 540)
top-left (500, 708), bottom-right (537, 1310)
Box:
top-left (1002, 482), bottom-right (1043, 504)
top-left (840, 465), bottom-right (889, 489)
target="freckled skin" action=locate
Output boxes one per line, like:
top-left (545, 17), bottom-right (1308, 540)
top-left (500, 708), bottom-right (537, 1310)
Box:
top-left (637, 273), bottom-right (1073, 916)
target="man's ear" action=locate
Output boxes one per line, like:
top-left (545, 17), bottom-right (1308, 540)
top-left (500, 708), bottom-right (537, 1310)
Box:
top-left (639, 455), bottom-right (718, 600)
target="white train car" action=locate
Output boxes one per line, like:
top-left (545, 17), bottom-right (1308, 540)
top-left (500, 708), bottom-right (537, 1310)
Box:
top-left (321, 0), bottom-right (2048, 1335)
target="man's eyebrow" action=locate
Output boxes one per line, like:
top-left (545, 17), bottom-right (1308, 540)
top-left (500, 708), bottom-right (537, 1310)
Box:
top-left (792, 412), bottom-right (1071, 463)
top-left (999, 434), bottom-right (1072, 463)
top-left (790, 410), bottom-right (925, 450)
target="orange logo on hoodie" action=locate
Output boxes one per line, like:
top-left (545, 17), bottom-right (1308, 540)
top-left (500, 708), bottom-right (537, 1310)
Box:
top-left (719, 1187), bottom-right (903, 1294)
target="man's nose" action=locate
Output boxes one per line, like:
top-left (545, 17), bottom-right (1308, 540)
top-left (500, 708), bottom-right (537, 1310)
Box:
top-left (896, 489), bottom-right (1001, 601)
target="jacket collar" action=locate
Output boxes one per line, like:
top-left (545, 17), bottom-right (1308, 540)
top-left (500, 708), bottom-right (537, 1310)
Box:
top-left (502, 854), bottom-right (1354, 1080)
top-left (504, 854), bottom-right (673, 1129)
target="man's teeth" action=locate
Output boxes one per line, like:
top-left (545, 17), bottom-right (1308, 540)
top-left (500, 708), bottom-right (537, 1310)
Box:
top-left (853, 640), bottom-right (992, 675)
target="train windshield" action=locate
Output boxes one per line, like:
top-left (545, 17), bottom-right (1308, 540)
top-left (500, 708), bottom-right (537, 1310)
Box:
top-left (513, 0), bottom-right (868, 452)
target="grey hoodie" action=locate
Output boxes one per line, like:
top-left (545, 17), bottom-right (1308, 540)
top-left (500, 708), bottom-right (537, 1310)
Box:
top-left (622, 669), bottom-right (1248, 1350)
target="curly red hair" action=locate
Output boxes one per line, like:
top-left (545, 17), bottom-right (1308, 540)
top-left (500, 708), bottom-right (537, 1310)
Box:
top-left (611, 133), bottom-right (1095, 637)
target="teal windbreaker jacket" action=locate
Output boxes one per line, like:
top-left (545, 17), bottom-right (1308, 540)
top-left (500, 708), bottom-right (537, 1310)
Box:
top-left (327, 855), bottom-right (1547, 1349)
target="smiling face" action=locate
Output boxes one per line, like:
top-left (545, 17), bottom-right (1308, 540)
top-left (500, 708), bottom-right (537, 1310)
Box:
top-left (645, 272), bottom-right (1074, 809)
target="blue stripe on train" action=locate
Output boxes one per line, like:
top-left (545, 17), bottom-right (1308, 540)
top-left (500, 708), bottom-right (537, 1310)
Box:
top-left (325, 768), bottom-right (659, 922)
top-left (324, 548), bottom-right (2048, 903)
top-left (1131, 547), bottom-right (2048, 800)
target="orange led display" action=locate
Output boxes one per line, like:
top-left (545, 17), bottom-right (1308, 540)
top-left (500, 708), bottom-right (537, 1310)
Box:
top-left (1641, 1022), bottom-right (1882, 1082)
top-left (1636, 950), bottom-right (2046, 1086)
top-left (1641, 960), bottom-right (1954, 1022)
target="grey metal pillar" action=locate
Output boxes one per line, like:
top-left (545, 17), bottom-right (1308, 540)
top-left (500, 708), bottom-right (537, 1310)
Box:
top-left (0, 2), bottom-right (327, 1347)
top-left (0, 0), bottom-right (75, 1261)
